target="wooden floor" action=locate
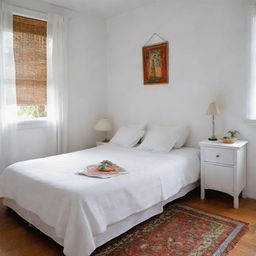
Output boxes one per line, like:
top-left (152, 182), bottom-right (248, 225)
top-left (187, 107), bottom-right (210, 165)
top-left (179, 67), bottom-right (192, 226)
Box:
top-left (1, 189), bottom-right (256, 256)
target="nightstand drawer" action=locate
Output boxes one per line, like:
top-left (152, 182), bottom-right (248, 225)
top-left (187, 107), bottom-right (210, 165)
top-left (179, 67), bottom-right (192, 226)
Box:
top-left (204, 164), bottom-right (234, 195)
top-left (204, 147), bottom-right (234, 165)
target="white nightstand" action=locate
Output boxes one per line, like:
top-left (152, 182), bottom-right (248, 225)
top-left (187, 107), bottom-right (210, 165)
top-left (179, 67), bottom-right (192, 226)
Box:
top-left (200, 140), bottom-right (248, 208)
top-left (96, 141), bottom-right (108, 146)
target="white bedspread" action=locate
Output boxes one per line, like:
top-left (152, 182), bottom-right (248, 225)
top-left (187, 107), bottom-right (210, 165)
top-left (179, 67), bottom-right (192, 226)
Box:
top-left (0, 144), bottom-right (200, 256)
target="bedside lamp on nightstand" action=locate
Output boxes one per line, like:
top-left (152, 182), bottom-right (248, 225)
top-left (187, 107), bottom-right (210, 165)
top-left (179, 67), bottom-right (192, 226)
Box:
top-left (206, 102), bottom-right (220, 141)
top-left (95, 118), bottom-right (112, 142)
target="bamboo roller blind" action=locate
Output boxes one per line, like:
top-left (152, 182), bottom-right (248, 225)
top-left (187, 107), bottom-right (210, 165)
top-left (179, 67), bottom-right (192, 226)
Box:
top-left (13, 15), bottom-right (47, 106)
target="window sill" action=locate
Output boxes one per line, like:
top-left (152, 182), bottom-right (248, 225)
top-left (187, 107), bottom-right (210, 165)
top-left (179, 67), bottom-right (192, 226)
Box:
top-left (18, 118), bottom-right (49, 130)
top-left (244, 118), bottom-right (256, 127)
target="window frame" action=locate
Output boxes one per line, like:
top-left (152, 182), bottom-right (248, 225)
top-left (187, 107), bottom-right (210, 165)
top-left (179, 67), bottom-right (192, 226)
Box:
top-left (18, 118), bottom-right (49, 129)
top-left (247, 3), bottom-right (256, 125)
top-left (244, 118), bottom-right (256, 126)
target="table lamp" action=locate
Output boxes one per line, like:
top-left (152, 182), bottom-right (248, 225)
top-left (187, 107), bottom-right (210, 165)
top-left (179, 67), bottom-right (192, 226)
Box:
top-left (206, 102), bottom-right (220, 141)
top-left (95, 118), bottom-right (112, 142)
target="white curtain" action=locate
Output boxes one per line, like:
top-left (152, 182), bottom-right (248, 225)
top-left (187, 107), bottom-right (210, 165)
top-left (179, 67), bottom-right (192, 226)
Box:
top-left (0, 0), bottom-right (17, 173)
top-left (248, 4), bottom-right (256, 120)
top-left (47, 14), bottom-right (68, 154)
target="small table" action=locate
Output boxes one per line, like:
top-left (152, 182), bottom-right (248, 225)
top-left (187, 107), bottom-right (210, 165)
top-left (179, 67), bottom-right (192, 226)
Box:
top-left (200, 140), bottom-right (248, 208)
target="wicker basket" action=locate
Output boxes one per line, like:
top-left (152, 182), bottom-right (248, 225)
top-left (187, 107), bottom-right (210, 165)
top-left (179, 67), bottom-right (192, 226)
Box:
top-left (220, 137), bottom-right (237, 144)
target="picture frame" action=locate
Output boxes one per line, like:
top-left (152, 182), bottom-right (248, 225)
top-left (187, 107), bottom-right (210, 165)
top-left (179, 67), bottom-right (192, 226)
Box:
top-left (142, 42), bottom-right (169, 85)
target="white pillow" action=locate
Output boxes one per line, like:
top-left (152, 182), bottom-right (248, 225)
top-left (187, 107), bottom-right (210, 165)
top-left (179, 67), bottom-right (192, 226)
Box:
top-left (126, 123), bottom-right (146, 130)
top-left (145, 124), bottom-right (190, 149)
top-left (110, 126), bottom-right (145, 147)
top-left (137, 126), bottom-right (180, 153)
top-left (174, 126), bottom-right (190, 149)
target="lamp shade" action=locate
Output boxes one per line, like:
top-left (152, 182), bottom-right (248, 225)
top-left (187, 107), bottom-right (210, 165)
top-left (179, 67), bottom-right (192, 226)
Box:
top-left (206, 102), bottom-right (220, 115)
top-left (95, 118), bottom-right (112, 132)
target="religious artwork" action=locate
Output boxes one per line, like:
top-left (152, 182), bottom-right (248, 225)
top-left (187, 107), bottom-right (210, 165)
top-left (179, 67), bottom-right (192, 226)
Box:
top-left (142, 42), bottom-right (169, 85)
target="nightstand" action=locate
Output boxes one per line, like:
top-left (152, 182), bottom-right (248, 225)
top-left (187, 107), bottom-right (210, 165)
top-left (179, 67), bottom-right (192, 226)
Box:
top-left (200, 140), bottom-right (248, 208)
top-left (96, 141), bottom-right (108, 146)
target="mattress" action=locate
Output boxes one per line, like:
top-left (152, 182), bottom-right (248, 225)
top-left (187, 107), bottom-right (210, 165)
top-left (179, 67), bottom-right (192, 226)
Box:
top-left (0, 144), bottom-right (200, 256)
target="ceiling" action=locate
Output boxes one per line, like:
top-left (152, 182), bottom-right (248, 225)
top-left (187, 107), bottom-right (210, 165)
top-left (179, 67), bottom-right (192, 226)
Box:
top-left (41, 0), bottom-right (158, 18)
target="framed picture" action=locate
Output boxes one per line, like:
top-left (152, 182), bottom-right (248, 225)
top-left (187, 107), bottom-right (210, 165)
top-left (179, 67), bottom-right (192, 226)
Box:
top-left (142, 42), bottom-right (169, 85)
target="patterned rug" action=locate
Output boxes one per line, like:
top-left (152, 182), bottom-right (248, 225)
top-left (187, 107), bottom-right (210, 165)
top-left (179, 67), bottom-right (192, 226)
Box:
top-left (92, 204), bottom-right (248, 256)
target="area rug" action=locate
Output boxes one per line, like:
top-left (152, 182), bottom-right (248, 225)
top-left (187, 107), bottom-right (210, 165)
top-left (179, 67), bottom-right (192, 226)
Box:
top-left (92, 204), bottom-right (248, 256)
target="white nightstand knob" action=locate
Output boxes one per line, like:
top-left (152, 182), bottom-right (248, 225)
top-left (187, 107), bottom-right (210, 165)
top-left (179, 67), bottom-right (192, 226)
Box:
top-left (216, 154), bottom-right (220, 158)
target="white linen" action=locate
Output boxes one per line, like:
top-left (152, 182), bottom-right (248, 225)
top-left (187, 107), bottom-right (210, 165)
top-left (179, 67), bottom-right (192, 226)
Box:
top-left (0, 144), bottom-right (200, 256)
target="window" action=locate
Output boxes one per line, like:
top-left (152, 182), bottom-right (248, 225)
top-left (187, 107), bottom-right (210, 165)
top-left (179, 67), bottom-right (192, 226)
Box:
top-left (248, 5), bottom-right (256, 122)
top-left (13, 15), bottom-right (47, 119)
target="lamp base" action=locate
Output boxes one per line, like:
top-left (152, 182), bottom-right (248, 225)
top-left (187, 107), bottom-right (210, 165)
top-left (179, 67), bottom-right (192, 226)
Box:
top-left (208, 137), bottom-right (218, 141)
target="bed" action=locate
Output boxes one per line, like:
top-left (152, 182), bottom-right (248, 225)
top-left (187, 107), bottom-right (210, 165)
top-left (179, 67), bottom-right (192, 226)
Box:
top-left (0, 144), bottom-right (200, 256)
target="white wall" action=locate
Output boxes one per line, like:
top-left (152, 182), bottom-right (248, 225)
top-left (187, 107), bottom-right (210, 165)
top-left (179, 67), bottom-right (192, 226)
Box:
top-left (11, 0), bottom-right (107, 161)
top-left (106, 0), bottom-right (256, 197)
top-left (67, 14), bottom-right (107, 152)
